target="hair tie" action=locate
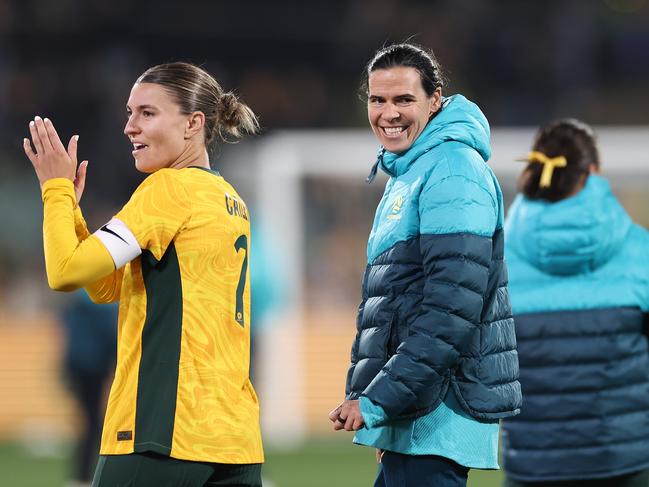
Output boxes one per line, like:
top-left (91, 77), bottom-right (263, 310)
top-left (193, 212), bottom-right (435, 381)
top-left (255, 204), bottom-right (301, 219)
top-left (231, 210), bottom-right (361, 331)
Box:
top-left (518, 151), bottom-right (567, 188)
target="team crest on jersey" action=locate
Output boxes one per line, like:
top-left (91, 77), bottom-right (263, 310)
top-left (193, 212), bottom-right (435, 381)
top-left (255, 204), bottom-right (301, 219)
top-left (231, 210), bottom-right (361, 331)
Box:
top-left (387, 195), bottom-right (404, 220)
top-left (224, 193), bottom-right (249, 220)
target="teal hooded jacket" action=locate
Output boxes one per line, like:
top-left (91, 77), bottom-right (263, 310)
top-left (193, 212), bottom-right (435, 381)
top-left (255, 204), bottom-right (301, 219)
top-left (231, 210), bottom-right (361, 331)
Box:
top-left (502, 174), bottom-right (649, 481)
top-left (345, 95), bottom-right (522, 422)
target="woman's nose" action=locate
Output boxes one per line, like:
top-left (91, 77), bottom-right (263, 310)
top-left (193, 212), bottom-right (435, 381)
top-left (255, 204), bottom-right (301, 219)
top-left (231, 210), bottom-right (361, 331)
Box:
top-left (382, 103), bottom-right (400, 121)
top-left (124, 116), bottom-right (139, 136)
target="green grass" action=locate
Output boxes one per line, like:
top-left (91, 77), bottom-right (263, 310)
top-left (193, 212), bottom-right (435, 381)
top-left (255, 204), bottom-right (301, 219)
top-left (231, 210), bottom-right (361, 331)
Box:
top-left (0, 442), bottom-right (69, 487)
top-left (264, 438), bottom-right (503, 487)
top-left (0, 438), bottom-right (503, 487)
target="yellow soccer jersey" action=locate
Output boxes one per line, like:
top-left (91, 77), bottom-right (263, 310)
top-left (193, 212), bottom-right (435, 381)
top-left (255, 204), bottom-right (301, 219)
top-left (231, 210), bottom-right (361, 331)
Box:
top-left (98, 166), bottom-right (263, 464)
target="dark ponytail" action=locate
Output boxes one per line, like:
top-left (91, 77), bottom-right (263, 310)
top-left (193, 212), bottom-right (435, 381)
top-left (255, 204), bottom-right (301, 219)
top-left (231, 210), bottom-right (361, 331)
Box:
top-left (519, 118), bottom-right (600, 202)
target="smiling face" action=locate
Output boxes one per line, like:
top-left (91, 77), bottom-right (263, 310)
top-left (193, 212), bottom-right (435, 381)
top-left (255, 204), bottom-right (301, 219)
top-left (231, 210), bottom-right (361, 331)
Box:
top-left (367, 66), bottom-right (441, 154)
top-left (124, 82), bottom-right (194, 173)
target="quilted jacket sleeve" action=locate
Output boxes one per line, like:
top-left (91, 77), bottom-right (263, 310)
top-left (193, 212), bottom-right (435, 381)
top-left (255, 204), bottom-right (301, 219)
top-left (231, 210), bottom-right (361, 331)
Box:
top-left (362, 170), bottom-right (498, 420)
top-left (345, 272), bottom-right (368, 397)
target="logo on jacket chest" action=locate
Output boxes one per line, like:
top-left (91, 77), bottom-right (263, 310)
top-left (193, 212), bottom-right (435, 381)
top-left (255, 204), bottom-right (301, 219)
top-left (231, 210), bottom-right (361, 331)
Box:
top-left (387, 195), bottom-right (404, 220)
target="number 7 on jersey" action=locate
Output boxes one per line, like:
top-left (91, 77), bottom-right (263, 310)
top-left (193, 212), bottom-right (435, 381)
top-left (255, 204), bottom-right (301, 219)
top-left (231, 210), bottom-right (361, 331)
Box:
top-left (234, 235), bottom-right (248, 327)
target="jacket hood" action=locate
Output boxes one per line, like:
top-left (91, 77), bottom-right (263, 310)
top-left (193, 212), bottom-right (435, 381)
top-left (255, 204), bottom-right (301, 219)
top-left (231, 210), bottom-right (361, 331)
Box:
top-left (379, 94), bottom-right (491, 177)
top-left (505, 174), bottom-right (632, 276)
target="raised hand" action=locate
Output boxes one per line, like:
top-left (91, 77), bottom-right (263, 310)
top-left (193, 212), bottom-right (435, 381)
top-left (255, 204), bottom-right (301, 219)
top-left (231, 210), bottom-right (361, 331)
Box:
top-left (70, 135), bottom-right (89, 203)
top-left (23, 116), bottom-right (88, 202)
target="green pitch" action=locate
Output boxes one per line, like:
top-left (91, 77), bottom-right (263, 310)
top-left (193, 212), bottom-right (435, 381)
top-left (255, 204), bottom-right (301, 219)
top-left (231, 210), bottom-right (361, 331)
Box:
top-left (0, 438), bottom-right (503, 487)
top-left (263, 438), bottom-right (503, 487)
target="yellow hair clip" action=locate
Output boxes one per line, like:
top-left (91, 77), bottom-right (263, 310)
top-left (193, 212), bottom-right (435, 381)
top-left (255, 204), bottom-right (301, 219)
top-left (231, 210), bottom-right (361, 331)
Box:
top-left (518, 151), bottom-right (568, 188)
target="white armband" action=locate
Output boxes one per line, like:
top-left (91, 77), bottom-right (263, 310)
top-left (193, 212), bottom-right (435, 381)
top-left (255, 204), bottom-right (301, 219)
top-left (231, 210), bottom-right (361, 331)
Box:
top-left (94, 218), bottom-right (142, 269)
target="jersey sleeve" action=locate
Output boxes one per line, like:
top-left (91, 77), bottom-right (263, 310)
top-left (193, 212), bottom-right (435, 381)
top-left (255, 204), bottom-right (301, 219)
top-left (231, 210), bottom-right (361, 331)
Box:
top-left (73, 205), bottom-right (91, 240)
top-left (113, 170), bottom-right (192, 261)
top-left (70, 201), bottom-right (126, 302)
top-left (41, 179), bottom-right (117, 291)
top-left (84, 267), bottom-right (125, 304)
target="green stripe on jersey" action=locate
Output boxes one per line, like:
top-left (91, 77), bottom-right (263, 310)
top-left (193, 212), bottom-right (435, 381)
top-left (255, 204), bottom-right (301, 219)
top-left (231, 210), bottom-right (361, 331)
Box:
top-left (134, 244), bottom-right (183, 455)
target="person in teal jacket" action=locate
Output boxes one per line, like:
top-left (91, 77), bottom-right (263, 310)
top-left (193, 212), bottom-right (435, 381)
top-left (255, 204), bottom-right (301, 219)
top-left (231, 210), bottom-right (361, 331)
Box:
top-left (501, 118), bottom-right (649, 487)
top-left (329, 43), bottom-right (521, 487)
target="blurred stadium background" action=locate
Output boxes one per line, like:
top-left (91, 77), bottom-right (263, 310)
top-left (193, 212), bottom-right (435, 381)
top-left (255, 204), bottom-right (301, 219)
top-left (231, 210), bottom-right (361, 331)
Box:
top-left (1, 1), bottom-right (649, 486)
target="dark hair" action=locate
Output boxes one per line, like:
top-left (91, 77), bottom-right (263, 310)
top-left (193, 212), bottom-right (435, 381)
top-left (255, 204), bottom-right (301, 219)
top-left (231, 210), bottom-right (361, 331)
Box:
top-left (361, 43), bottom-right (445, 98)
top-left (519, 118), bottom-right (600, 202)
top-left (136, 62), bottom-right (259, 147)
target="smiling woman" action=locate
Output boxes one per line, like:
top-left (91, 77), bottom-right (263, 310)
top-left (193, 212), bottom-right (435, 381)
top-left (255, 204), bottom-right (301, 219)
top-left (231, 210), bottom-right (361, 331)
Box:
top-left (366, 63), bottom-right (442, 154)
top-left (23, 62), bottom-right (264, 487)
top-left (367, 66), bottom-right (441, 154)
top-left (330, 44), bottom-right (522, 487)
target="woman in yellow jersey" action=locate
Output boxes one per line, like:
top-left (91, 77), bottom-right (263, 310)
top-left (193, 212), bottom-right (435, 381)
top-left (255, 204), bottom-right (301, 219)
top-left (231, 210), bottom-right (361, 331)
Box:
top-left (23, 62), bottom-right (264, 487)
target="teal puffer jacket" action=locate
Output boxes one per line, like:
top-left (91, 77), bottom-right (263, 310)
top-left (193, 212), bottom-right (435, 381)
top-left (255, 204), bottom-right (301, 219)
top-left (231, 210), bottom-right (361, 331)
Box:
top-left (345, 95), bottom-right (522, 421)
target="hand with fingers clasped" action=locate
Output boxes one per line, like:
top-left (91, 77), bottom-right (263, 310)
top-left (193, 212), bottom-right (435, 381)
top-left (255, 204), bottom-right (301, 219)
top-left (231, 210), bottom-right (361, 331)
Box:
top-left (23, 116), bottom-right (89, 203)
top-left (329, 399), bottom-right (365, 431)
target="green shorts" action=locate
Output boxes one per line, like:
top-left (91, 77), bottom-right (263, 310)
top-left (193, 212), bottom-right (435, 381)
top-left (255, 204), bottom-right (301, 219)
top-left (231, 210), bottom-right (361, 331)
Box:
top-left (91, 452), bottom-right (262, 487)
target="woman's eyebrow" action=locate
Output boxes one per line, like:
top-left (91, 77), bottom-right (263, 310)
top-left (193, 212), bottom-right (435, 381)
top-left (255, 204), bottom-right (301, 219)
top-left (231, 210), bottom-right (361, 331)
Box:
top-left (126, 104), bottom-right (158, 111)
